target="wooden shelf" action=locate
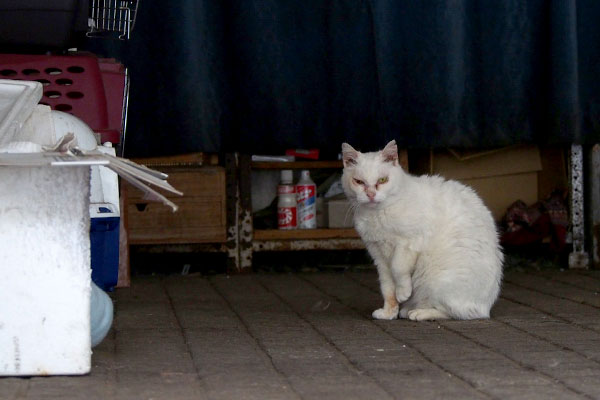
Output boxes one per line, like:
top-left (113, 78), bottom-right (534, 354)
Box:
top-left (253, 228), bottom-right (359, 241)
top-left (131, 152), bottom-right (215, 167)
top-left (251, 160), bottom-right (343, 170)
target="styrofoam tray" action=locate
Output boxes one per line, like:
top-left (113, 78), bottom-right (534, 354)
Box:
top-left (0, 79), bottom-right (42, 146)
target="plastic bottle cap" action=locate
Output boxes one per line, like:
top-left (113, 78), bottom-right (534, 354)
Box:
top-left (300, 170), bottom-right (310, 179)
top-left (281, 169), bottom-right (293, 183)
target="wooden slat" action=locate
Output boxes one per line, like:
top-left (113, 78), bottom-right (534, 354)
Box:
top-left (126, 167), bottom-right (224, 199)
top-left (251, 160), bottom-right (343, 170)
top-left (253, 238), bottom-right (364, 251)
top-left (253, 228), bottom-right (360, 241)
top-left (117, 181), bottom-right (130, 288)
top-left (251, 149), bottom-right (409, 171)
top-left (131, 152), bottom-right (218, 167)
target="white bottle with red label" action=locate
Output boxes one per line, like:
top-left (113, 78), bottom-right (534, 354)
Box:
top-left (277, 170), bottom-right (297, 230)
top-left (296, 169), bottom-right (317, 229)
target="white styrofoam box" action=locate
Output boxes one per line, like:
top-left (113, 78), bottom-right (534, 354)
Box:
top-left (0, 80), bottom-right (42, 146)
top-left (0, 166), bottom-right (92, 376)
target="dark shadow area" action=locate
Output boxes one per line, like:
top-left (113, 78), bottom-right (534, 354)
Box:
top-left (503, 245), bottom-right (570, 272)
top-left (128, 245), bottom-right (570, 277)
top-left (252, 250), bottom-right (374, 273)
top-left (129, 248), bottom-right (228, 276)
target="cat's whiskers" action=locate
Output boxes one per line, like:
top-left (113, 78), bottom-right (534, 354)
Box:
top-left (344, 201), bottom-right (359, 226)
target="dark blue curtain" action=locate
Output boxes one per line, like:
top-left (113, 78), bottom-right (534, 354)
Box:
top-left (86, 0), bottom-right (600, 158)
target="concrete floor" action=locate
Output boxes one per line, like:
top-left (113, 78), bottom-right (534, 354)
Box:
top-left (2, 268), bottom-right (600, 400)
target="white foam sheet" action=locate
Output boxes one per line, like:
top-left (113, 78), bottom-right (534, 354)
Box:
top-left (0, 80), bottom-right (42, 146)
top-left (0, 166), bottom-right (92, 376)
top-left (90, 144), bottom-right (120, 212)
top-left (16, 104), bottom-right (56, 146)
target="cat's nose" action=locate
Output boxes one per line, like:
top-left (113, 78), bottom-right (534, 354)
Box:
top-left (366, 190), bottom-right (376, 200)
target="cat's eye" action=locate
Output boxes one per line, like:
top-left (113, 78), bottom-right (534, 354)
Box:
top-left (353, 178), bottom-right (364, 185)
top-left (378, 177), bottom-right (389, 184)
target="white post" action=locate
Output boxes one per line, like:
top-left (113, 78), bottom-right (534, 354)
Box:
top-left (569, 144), bottom-right (589, 269)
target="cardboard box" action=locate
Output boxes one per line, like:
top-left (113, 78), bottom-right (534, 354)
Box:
top-left (430, 145), bottom-right (542, 221)
top-left (327, 194), bottom-right (354, 228)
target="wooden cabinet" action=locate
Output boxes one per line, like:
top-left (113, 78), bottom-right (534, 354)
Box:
top-left (125, 165), bottom-right (226, 245)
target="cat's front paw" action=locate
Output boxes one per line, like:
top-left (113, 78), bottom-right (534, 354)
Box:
top-left (395, 285), bottom-right (412, 303)
top-left (372, 306), bottom-right (399, 320)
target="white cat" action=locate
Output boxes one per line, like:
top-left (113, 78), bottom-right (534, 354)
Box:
top-left (342, 140), bottom-right (503, 321)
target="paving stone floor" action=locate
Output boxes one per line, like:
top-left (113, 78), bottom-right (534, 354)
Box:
top-left (2, 268), bottom-right (600, 399)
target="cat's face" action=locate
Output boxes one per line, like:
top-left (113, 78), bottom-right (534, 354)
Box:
top-left (341, 140), bottom-right (402, 207)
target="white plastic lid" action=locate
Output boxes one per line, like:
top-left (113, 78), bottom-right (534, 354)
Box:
top-left (300, 169), bottom-right (310, 180)
top-left (281, 169), bottom-right (293, 183)
top-left (0, 79), bottom-right (43, 146)
top-left (51, 110), bottom-right (98, 150)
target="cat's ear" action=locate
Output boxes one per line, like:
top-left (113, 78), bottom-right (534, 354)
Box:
top-left (381, 140), bottom-right (398, 165)
top-left (341, 143), bottom-right (359, 168)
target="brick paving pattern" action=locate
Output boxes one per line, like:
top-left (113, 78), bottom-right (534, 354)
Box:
top-left (2, 269), bottom-right (600, 399)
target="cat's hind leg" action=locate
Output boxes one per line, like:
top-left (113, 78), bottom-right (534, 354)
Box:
top-left (398, 299), bottom-right (416, 319)
top-left (399, 306), bottom-right (411, 319)
top-left (406, 308), bottom-right (449, 321)
top-left (399, 299), bottom-right (447, 321)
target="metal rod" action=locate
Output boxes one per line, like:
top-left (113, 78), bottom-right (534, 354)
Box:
top-left (87, 0), bottom-right (138, 38)
top-left (119, 68), bottom-right (130, 157)
top-left (112, 0), bottom-right (117, 32)
top-left (91, 0), bottom-right (97, 29)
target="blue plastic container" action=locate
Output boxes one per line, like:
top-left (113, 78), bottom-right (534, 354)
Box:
top-left (90, 211), bottom-right (120, 291)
